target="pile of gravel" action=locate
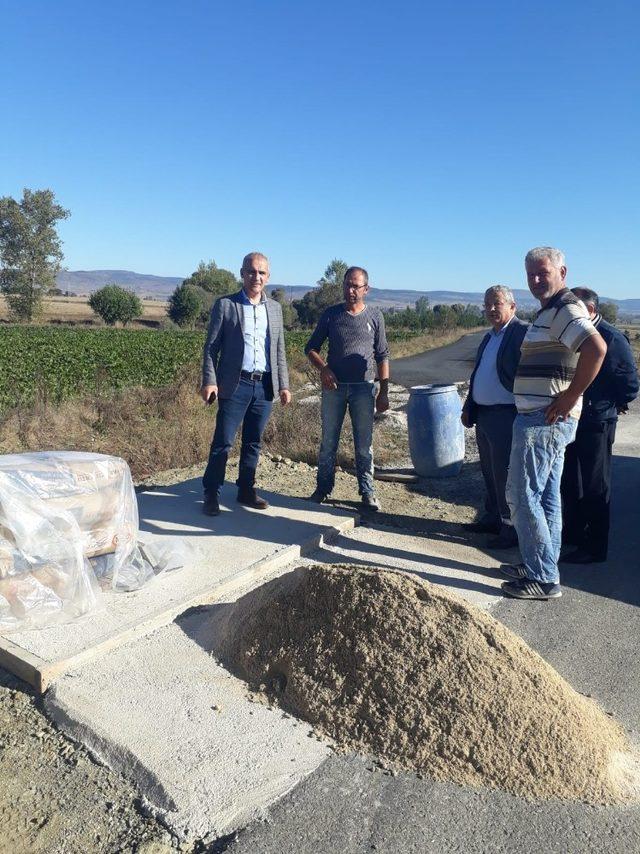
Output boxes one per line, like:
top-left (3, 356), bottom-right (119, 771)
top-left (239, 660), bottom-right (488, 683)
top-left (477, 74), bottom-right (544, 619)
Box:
top-left (218, 564), bottom-right (639, 804)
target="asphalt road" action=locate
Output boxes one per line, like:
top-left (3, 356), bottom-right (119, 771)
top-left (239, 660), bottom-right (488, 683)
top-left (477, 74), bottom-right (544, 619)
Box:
top-left (391, 330), bottom-right (486, 388)
top-left (225, 340), bottom-right (640, 854)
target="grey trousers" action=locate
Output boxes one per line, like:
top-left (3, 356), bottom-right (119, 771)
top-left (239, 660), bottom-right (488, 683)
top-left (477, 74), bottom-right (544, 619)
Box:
top-left (475, 405), bottom-right (517, 526)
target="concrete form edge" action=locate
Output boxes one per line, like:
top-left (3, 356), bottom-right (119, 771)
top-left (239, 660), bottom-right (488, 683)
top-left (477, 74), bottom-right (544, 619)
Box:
top-left (0, 513), bottom-right (358, 693)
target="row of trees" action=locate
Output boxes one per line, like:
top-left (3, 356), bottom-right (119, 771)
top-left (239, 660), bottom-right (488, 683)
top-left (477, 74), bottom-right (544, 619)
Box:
top-left (384, 298), bottom-right (484, 331)
top-left (0, 188), bottom-right (625, 330)
top-left (167, 257), bottom-right (349, 330)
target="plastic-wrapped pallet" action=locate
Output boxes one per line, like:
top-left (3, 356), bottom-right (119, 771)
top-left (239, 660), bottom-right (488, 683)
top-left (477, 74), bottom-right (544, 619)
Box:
top-left (0, 451), bottom-right (145, 630)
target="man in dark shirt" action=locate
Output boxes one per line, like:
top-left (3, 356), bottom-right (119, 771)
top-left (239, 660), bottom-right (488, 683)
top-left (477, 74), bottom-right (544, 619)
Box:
top-left (560, 287), bottom-right (639, 563)
top-left (305, 266), bottom-right (390, 510)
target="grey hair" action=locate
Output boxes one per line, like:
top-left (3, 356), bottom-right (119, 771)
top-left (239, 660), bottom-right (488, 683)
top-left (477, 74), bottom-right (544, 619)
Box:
top-left (484, 285), bottom-right (515, 305)
top-left (525, 246), bottom-right (565, 269)
top-left (241, 251), bottom-right (269, 272)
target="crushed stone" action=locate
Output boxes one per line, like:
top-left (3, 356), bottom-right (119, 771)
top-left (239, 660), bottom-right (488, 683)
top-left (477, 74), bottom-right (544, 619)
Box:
top-left (217, 563), bottom-right (639, 804)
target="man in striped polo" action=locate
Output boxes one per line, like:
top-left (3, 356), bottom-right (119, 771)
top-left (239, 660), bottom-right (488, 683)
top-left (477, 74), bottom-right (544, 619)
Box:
top-left (500, 247), bottom-right (607, 600)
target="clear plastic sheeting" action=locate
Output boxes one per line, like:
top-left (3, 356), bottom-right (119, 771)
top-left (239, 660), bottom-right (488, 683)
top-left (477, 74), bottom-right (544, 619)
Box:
top-left (90, 536), bottom-right (194, 592)
top-left (0, 451), bottom-right (177, 631)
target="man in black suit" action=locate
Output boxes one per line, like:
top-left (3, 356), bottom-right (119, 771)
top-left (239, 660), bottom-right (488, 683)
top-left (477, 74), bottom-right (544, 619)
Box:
top-left (461, 285), bottom-right (528, 548)
top-left (560, 287), bottom-right (639, 563)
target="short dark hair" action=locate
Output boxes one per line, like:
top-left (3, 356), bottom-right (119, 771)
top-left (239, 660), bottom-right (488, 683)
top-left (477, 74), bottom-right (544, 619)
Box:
top-left (571, 286), bottom-right (599, 310)
top-left (343, 266), bottom-right (369, 286)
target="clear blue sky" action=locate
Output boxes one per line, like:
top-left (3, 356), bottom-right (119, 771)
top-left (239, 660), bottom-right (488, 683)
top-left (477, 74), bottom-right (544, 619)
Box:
top-left (2, 0), bottom-right (639, 298)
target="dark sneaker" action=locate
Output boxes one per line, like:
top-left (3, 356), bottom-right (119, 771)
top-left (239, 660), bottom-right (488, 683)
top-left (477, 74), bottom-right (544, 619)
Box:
top-left (561, 549), bottom-right (606, 564)
top-left (237, 488), bottom-right (269, 510)
top-left (307, 490), bottom-right (328, 504)
top-left (499, 563), bottom-right (528, 579)
top-left (361, 493), bottom-right (380, 511)
top-left (203, 492), bottom-right (220, 516)
top-left (487, 532), bottom-right (519, 549)
top-left (501, 578), bottom-right (562, 600)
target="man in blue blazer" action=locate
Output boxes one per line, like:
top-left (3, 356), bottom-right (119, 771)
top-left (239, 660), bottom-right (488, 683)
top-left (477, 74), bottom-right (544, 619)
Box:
top-left (560, 287), bottom-right (639, 562)
top-left (200, 252), bottom-right (291, 516)
top-left (461, 286), bottom-right (528, 548)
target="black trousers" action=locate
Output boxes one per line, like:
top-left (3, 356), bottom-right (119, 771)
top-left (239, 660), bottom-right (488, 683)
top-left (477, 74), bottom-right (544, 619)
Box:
top-left (560, 419), bottom-right (616, 559)
top-left (475, 405), bottom-right (517, 526)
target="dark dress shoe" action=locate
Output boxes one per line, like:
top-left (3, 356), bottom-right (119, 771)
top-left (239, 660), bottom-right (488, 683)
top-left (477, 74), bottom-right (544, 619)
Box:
top-left (203, 492), bottom-right (220, 516)
top-left (463, 520), bottom-right (501, 535)
top-left (237, 488), bottom-right (269, 510)
top-left (487, 532), bottom-right (519, 549)
top-left (561, 549), bottom-right (606, 564)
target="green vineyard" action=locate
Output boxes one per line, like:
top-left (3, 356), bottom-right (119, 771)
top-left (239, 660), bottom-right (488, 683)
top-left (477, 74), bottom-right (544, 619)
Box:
top-left (0, 326), bottom-right (314, 410)
top-left (0, 325), bottom-right (425, 411)
top-left (0, 327), bottom-right (204, 410)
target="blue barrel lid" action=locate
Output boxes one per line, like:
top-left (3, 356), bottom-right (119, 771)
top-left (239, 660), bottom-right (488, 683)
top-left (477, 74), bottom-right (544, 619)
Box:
top-left (409, 383), bottom-right (458, 395)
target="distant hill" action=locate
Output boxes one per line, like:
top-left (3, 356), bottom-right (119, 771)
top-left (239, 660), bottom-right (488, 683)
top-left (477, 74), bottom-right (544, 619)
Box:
top-left (56, 270), bottom-right (183, 299)
top-left (55, 270), bottom-right (640, 314)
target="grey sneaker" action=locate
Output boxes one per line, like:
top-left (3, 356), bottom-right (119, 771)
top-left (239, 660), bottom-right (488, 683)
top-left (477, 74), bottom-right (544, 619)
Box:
top-left (361, 493), bottom-right (380, 511)
top-left (501, 578), bottom-right (562, 600)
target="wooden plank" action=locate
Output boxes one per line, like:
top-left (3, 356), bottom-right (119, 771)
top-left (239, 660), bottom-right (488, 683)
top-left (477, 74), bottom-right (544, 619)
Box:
top-left (0, 515), bottom-right (357, 694)
top-left (374, 471), bottom-right (419, 483)
top-left (0, 635), bottom-right (47, 692)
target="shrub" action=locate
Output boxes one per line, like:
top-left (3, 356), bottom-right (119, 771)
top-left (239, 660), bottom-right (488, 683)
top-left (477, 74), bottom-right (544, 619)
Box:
top-left (89, 285), bottom-right (143, 326)
top-left (167, 283), bottom-right (203, 328)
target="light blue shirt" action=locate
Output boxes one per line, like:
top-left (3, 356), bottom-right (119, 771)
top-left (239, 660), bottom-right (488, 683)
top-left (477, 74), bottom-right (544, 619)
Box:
top-left (472, 317), bottom-right (515, 406)
top-left (239, 289), bottom-right (270, 373)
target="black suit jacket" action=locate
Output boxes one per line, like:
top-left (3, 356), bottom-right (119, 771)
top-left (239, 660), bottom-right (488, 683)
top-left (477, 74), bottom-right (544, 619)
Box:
top-left (462, 317), bottom-right (528, 426)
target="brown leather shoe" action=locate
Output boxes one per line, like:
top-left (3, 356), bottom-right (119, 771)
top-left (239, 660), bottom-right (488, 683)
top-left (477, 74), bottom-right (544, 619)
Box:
top-left (237, 488), bottom-right (269, 510)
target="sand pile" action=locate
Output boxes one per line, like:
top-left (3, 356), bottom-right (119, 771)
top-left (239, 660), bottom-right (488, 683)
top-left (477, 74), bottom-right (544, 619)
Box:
top-left (218, 564), bottom-right (640, 803)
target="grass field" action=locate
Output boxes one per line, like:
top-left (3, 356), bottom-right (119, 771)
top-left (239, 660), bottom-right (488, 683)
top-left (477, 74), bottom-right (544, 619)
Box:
top-left (0, 315), bottom-right (484, 479)
top-left (0, 294), bottom-right (169, 325)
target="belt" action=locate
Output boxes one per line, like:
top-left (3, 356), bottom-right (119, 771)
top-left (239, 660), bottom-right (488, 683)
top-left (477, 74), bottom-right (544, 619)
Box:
top-left (240, 370), bottom-right (271, 381)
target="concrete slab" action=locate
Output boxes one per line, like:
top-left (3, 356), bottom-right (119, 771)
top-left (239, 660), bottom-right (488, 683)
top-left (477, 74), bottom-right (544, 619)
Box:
top-left (307, 523), bottom-right (507, 609)
top-left (42, 515), bottom-right (511, 844)
top-left (45, 612), bottom-right (331, 843)
top-left (0, 478), bottom-right (357, 691)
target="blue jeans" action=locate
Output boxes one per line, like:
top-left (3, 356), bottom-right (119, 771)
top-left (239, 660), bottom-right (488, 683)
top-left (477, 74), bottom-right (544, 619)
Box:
top-left (317, 382), bottom-right (376, 497)
top-left (506, 410), bottom-right (578, 584)
top-left (202, 376), bottom-right (273, 496)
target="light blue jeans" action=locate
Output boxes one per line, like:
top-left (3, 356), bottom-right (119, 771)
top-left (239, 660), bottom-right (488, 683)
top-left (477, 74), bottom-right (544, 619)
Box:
top-left (506, 409), bottom-right (578, 584)
top-left (317, 382), bottom-right (376, 497)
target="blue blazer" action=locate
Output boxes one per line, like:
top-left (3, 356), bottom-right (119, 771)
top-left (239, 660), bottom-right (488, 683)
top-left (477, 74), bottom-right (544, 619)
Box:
top-left (581, 317), bottom-right (639, 422)
top-left (462, 317), bottom-right (528, 426)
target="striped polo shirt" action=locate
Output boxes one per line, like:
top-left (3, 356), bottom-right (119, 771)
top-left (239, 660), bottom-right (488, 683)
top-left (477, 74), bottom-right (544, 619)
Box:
top-left (514, 289), bottom-right (597, 417)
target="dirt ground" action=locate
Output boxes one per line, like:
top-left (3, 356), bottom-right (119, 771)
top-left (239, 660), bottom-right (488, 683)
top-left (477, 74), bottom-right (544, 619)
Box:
top-left (0, 385), bottom-right (483, 854)
top-left (142, 381), bottom-right (482, 530)
top-left (0, 667), bottom-right (175, 854)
